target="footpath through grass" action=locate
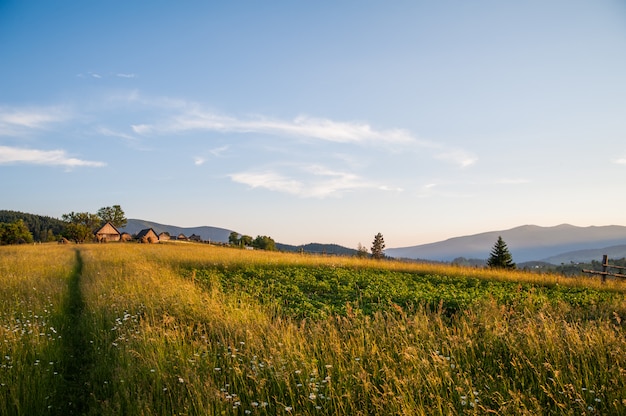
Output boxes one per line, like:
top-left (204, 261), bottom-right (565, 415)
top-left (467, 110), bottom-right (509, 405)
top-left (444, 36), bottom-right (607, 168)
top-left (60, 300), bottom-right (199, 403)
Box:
top-left (1, 243), bottom-right (625, 415)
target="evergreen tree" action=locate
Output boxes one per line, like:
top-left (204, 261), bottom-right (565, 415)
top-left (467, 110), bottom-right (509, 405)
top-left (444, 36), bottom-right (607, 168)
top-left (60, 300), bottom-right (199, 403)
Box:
top-left (487, 236), bottom-right (516, 269)
top-left (371, 233), bottom-right (386, 260)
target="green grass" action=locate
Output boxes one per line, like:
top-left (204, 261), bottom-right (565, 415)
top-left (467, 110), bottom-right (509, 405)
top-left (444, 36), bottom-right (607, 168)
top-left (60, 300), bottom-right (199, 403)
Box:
top-left (1, 243), bottom-right (625, 415)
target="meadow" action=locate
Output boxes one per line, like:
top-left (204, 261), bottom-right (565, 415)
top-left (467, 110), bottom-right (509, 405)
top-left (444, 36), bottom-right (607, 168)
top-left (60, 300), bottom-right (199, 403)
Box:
top-left (0, 243), bottom-right (625, 415)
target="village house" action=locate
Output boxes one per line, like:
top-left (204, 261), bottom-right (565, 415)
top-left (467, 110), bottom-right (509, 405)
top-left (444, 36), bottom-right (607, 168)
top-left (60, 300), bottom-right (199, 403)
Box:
top-left (136, 228), bottom-right (159, 243)
top-left (94, 222), bottom-right (121, 242)
top-left (158, 232), bottom-right (170, 241)
top-left (189, 233), bottom-right (202, 242)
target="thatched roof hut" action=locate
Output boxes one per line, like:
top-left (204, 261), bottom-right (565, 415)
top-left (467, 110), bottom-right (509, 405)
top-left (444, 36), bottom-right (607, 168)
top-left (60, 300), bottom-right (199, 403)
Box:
top-left (95, 222), bottom-right (121, 243)
top-left (136, 228), bottom-right (159, 244)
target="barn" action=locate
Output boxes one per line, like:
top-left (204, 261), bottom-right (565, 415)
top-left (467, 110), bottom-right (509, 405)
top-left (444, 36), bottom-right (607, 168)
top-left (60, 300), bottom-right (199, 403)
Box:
top-left (136, 228), bottom-right (159, 243)
top-left (94, 222), bottom-right (121, 242)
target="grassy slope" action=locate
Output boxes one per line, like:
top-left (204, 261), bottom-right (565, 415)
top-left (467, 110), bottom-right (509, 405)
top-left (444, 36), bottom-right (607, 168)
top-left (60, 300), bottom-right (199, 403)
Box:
top-left (1, 243), bottom-right (625, 415)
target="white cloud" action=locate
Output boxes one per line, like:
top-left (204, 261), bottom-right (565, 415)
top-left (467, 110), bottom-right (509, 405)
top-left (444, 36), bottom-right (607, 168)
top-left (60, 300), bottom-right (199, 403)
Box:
top-left (230, 171), bottom-right (303, 195)
top-left (435, 149), bottom-right (477, 168)
top-left (613, 157), bottom-right (626, 165)
top-left (194, 157), bottom-right (205, 166)
top-left (0, 146), bottom-right (105, 168)
top-left (209, 145), bottom-right (229, 157)
top-left (96, 127), bottom-right (136, 141)
top-left (0, 106), bottom-right (69, 135)
top-left (116, 73), bottom-right (136, 78)
top-left (229, 164), bottom-right (395, 198)
top-left (133, 110), bottom-right (417, 146)
top-left (128, 100), bottom-right (475, 168)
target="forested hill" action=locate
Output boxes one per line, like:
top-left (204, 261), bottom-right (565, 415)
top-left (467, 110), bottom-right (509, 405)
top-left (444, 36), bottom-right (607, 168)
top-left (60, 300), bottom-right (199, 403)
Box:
top-left (0, 210), bottom-right (65, 242)
top-left (276, 242), bottom-right (357, 256)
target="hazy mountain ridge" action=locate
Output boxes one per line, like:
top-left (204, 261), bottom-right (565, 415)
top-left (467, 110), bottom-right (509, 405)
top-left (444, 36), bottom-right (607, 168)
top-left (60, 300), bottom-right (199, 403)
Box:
top-left (386, 224), bottom-right (626, 264)
top-left (119, 219), bottom-right (235, 243)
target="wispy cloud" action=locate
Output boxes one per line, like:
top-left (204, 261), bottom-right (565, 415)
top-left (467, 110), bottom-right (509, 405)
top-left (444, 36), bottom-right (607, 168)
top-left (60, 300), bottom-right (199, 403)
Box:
top-left (116, 73), bottom-right (136, 78)
top-left (96, 127), bottom-right (137, 141)
top-left (194, 157), bottom-right (206, 166)
top-left (209, 145), bottom-right (229, 157)
top-left (0, 106), bottom-right (70, 135)
top-left (133, 112), bottom-right (416, 146)
top-left (0, 146), bottom-right (105, 168)
top-left (126, 96), bottom-right (477, 168)
top-left (435, 149), bottom-right (477, 168)
top-left (613, 157), bottom-right (626, 165)
top-left (229, 164), bottom-right (398, 198)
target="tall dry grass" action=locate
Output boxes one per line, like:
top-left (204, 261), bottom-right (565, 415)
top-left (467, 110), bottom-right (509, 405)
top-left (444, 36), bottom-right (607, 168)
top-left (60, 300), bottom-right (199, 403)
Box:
top-left (1, 243), bottom-right (625, 414)
top-left (0, 245), bottom-right (76, 415)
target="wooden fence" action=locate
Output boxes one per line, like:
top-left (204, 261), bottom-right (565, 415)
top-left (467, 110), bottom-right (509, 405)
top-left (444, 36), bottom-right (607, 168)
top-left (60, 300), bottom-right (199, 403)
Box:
top-left (582, 254), bottom-right (626, 283)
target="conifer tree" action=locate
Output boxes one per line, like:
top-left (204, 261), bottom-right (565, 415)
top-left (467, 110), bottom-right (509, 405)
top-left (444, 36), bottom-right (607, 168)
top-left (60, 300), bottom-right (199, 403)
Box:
top-left (487, 236), bottom-right (516, 269)
top-left (371, 233), bottom-right (386, 260)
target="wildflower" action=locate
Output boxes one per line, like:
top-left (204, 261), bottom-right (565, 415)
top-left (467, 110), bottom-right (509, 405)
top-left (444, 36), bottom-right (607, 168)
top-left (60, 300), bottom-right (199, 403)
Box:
top-left (309, 393), bottom-right (317, 400)
top-left (285, 406), bottom-right (293, 412)
top-left (214, 367), bottom-right (221, 371)
top-left (178, 377), bottom-right (184, 383)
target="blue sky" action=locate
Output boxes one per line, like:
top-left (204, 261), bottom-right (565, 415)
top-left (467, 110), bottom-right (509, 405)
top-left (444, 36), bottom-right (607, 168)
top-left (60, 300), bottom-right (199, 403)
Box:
top-left (1, 1), bottom-right (625, 248)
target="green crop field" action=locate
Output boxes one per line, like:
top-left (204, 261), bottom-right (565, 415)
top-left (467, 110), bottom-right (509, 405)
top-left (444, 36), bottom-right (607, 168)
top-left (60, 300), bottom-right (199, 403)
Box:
top-left (1, 243), bottom-right (625, 415)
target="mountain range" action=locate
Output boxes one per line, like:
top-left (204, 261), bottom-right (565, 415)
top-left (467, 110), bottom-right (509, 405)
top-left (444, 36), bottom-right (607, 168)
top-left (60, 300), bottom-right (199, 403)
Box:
top-left (119, 219), bottom-right (234, 243)
top-left (385, 224), bottom-right (626, 264)
top-left (4, 210), bottom-right (626, 264)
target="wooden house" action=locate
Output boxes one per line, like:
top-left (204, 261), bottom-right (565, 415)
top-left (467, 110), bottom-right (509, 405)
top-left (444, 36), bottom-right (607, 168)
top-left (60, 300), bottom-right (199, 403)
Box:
top-left (94, 222), bottom-right (121, 243)
top-left (158, 232), bottom-right (170, 241)
top-left (136, 228), bottom-right (159, 244)
top-left (189, 233), bottom-right (202, 242)
top-left (177, 233), bottom-right (188, 241)
top-left (120, 232), bottom-right (133, 242)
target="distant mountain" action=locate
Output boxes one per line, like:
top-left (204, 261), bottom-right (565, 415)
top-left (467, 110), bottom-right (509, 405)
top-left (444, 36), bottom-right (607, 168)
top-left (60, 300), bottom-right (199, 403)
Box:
top-left (541, 244), bottom-right (626, 265)
top-left (277, 242), bottom-right (358, 256)
top-left (386, 224), bottom-right (626, 263)
top-left (119, 219), bottom-right (235, 243)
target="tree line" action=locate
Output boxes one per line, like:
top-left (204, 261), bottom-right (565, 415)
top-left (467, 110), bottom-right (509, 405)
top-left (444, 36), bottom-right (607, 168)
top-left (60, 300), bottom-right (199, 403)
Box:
top-left (0, 206), bottom-right (127, 245)
top-left (0, 207), bottom-right (519, 268)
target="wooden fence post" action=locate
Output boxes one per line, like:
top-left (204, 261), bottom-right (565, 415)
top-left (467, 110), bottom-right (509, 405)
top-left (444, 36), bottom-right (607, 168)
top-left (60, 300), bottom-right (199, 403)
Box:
top-left (602, 254), bottom-right (608, 284)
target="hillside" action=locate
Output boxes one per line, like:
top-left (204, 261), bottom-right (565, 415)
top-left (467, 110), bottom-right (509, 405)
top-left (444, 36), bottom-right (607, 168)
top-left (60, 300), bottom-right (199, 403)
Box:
top-left (276, 242), bottom-right (358, 256)
top-left (542, 244), bottom-right (626, 265)
top-left (0, 210), bottom-right (65, 241)
top-left (386, 224), bottom-right (626, 263)
top-left (119, 219), bottom-right (235, 243)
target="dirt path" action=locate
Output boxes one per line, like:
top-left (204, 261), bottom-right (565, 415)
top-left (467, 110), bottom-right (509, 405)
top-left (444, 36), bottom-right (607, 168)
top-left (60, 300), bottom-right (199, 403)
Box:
top-left (53, 249), bottom-right (92, 415)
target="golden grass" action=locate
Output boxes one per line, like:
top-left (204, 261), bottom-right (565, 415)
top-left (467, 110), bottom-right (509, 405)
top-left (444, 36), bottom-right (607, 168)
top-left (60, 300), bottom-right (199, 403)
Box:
top-left (1, 243), bottom-right (625, 415)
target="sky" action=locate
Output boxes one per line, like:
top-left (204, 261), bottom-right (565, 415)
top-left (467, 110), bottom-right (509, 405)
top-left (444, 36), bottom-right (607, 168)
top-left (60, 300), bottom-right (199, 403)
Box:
top-left (1, 1), bottom-right (625, 248)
